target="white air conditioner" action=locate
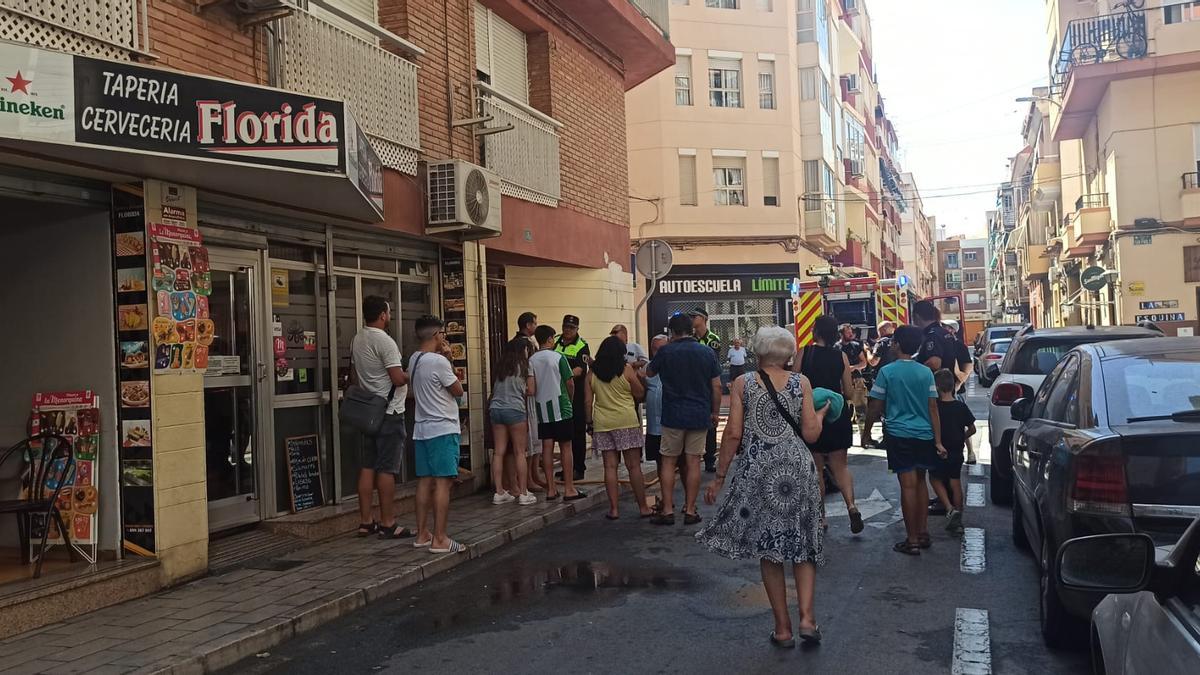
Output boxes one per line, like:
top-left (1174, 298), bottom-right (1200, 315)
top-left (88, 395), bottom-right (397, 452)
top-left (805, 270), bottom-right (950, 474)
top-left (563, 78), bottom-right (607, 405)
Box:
top-left (424, 160), bottom-right (502, 240)
top-left (845, 74), bottom-right (861, 93)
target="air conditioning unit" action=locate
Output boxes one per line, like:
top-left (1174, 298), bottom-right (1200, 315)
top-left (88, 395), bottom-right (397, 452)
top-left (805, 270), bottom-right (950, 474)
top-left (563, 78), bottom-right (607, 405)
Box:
top-left (424, 160), bottom-right (502, 240)
top-left (848, 159), bottom-right (864, 177)
top-left (845, 74), bottom-right (861, 93)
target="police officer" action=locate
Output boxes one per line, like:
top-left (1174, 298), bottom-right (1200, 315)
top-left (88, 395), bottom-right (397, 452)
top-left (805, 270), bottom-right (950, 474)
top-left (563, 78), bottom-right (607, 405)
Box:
top-left (691, 308), bottom-right (721, 472)
top-left (869, 321), bottom-right (897, 370)
top-left (555, 315), bottom-right (591, 482)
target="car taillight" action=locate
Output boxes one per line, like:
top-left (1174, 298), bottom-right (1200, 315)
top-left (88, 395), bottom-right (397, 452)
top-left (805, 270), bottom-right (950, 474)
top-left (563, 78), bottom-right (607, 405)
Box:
top-left (991, 383), bottom-right (1023, 406)
top-left (1070, 452), bottom-right (1129, 516)
top-left (985, 354), bottom-right (1003, 360)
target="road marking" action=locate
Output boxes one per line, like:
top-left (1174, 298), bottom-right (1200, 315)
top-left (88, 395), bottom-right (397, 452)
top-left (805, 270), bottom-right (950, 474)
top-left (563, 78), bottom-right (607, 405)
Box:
top-left (966, 483), bottom-right (985, 507)
top-left (952, 608), bottom-right (992, 675)
top-left (825, 488), bottom-right (891, 521)
top-left (960, 527), bottom-right (986, 574)
top-left (969, 464), bottom-right (984, 477)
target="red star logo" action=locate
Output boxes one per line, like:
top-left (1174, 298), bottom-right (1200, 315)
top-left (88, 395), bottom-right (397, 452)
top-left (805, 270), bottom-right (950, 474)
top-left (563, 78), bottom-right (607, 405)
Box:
top-left (6, 71), bottom-right (32, 95)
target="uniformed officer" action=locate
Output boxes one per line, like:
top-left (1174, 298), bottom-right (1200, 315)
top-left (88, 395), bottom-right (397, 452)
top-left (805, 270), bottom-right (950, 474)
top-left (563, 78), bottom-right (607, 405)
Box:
top-left (869, 321), bottom-right (897, 370)
top-left (912, 300), bottom-right (959, 372)
top-left (690, 308), bottom-right (721, 472)
top-left (554, 315), bottom-right (591, 482)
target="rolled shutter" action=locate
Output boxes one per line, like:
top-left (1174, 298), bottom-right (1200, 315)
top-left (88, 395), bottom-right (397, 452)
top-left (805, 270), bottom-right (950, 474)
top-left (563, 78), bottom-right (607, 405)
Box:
top-left (679, 156), bottom-right (697, 206)
top-left (489, 13), bottom-right (529, 103)
top-left (474, 2), bottom-right (490, 76)
top-left (310, 0), bottom-right (379, 44)
top-left (763, 157), bottom-right (779, 203)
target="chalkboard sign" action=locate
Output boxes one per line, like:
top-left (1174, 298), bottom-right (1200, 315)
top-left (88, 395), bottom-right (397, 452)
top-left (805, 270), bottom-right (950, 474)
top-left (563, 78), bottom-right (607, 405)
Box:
top-left (285, 434), bottom-right (325, 513)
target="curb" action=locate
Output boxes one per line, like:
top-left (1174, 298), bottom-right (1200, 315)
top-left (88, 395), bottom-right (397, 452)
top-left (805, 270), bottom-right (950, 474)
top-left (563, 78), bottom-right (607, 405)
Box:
top-left (150, 488), bottom-right (611, 674)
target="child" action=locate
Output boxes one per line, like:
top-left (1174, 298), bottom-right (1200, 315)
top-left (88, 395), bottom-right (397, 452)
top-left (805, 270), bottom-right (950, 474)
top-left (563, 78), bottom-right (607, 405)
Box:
top-left (863, 325), bottom-right (946, 556)
top-left (931, 369), bottom-right (976, 535)
top-left (529, 325), bottom-right (587, 502)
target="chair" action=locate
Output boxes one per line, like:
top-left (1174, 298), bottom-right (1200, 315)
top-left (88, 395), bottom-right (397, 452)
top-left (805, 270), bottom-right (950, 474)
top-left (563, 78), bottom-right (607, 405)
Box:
top-left (0, 435), bottom-right (76, 578)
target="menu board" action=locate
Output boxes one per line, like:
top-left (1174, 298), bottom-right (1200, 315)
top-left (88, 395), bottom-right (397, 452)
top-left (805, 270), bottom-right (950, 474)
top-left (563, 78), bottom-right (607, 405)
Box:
top-left (150, 223), bottom-right (212, 374)
top-left (439, 250), bottom-right (470, 469)
top-left (285, 434), bottom-right (325, 512)
top-left (27, 391), bottom-right (101, 562)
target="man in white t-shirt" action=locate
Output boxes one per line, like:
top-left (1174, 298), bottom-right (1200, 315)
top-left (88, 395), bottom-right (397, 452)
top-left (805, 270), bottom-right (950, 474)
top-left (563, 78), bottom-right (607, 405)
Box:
top-left (409, 314), bottom-right (467, 554)
top-left (610, 324), bottom-right (647, 367)
top-left (349, 296), bottom-right (412, 539)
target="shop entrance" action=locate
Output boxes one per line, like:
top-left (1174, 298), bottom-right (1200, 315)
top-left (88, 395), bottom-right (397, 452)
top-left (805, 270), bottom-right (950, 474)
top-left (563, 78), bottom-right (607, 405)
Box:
top-left (204, 250), bottom-right (267, 532)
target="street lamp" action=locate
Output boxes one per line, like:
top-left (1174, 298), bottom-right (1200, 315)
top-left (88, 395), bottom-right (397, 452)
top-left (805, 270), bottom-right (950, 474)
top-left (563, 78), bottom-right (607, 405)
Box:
top-left (1015, 95), bottom-right (1062, 108)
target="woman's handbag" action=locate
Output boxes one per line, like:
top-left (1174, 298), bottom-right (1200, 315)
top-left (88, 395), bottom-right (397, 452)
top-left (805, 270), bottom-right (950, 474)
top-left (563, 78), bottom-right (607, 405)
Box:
top-left (341, 384), bottom-right (395, 436)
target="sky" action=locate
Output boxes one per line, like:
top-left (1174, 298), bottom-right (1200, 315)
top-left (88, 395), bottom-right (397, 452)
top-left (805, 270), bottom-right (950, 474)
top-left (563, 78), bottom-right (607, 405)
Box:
top-left (868, 0), bottom-right (1049, 239)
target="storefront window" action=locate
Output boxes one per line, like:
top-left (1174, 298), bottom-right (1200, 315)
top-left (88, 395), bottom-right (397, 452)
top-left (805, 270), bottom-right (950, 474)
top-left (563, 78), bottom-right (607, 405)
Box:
top-left (273, 268), bottom-right (320, 396)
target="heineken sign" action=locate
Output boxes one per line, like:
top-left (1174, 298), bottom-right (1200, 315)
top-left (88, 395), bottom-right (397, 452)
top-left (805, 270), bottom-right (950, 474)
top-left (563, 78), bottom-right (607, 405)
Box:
top-left (658, 275), bottom-right (795, 296)
top-left (0, 41), bottom-right (379, 181)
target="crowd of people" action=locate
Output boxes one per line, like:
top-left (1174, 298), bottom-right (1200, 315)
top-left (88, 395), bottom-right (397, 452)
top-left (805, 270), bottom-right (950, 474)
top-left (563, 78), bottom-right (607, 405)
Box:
top-left (345, 296), bottom-right (979, 647)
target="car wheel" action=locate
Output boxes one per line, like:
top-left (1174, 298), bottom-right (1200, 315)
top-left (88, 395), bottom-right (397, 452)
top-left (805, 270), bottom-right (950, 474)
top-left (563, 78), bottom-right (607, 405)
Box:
top-left (1040, 537), bottom-right (1075, 648)
top-left (990, 453), bottom-right (1013, 506)
top-left (1011, 483), bottom-right (1030, 552)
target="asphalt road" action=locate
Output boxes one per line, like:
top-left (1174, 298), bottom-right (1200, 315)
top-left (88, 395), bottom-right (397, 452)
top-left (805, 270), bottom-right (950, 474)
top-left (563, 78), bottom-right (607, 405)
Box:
top-left (227, 386), bottom-right (1088, 675)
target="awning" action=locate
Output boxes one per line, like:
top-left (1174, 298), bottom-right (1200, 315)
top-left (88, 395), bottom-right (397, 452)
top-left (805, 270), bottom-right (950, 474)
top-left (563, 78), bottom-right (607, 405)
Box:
top-left (0, 40), bottom-right (384, 223)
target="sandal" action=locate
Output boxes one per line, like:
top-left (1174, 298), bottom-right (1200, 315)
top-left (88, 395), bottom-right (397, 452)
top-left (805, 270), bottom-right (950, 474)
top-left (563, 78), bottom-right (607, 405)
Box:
top-left (769, 632), bottom-right (795, 648)
top-left (798, 626), bottom-right (822, 644)
top-left (683, 512), bottom-right (702, 525)
top-left (604, 513), bottom-right (620, 521)
top-left (413, 538), bottom-right (432, 549)
top-left (378, 523), bottom-right (416, 540)
top-left (544, 493), bottom-right (560, 501)
top-left (355, 522), bottom-right (378, 537)
top-left (563, 491), bottom-right (588, 502)
top-left (917, 534), bottom-right (932, 549)
top-left (849, 509), bottom-right (864, 534)
top-left (429, 539), bottom-right (467, 554)
top-left (893, 541), bottom-right (921, 556)
top-left (651, 513), bottom-right (675, 526)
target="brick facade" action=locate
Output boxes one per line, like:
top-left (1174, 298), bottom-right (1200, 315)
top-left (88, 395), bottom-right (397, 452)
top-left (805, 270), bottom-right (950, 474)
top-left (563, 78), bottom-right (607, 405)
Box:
top-left (145, 1), bottom-right (266, 85)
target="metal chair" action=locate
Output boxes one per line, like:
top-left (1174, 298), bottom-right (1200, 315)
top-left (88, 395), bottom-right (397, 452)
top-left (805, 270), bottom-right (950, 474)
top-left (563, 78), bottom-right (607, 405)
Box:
top-left (0, 434), bottom-right (76, 578)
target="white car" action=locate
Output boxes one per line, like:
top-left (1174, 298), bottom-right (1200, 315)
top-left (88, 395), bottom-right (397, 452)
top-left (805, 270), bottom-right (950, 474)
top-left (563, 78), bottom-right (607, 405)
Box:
top-left (979, 325), bottom-right (1161, 505)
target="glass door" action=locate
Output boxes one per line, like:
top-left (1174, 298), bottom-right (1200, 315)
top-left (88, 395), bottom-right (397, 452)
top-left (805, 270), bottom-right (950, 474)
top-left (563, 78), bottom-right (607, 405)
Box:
top-left (204, 251), bottom-right (264, 531)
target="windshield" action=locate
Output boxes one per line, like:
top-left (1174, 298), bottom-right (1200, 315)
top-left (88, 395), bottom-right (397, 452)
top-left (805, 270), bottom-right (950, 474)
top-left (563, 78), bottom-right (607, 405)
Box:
top-left (1010, 337), bottom-right (1133, 375)
top-left (989, 327), bottom-right (1020, 341)
top-left (990, 341), bottom-right (1011, 354)
top-left (1103, 352), bottom-right (1200, 422)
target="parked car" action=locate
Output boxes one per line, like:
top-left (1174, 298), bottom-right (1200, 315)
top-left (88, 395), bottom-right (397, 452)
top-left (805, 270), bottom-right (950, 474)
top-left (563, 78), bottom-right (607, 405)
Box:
top-left (980, 325), bottom-right (1162, 507)
top-left (1056, 517), bottom-right (1200, 673)
top-left (1009, 337), bottom-right (1200, 647)
top-left (973, 338), bottom-right (1011, 382)
top-left (973, 322), bottom-right (1024, 358)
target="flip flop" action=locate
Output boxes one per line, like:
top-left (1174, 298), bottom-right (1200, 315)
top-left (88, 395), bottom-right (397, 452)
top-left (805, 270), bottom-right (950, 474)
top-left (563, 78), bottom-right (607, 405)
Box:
top-left (378, 524), bottom-right (416, 540)
top-left (651, 513), bottom-right (675, 526)
top-left (429, 539), bottom-right (467, 555)
top-left (849, 509), bottom-right (864, 534)
top-left (683, 512), bottom-right (702, 525)
top-left (544, 493), bottom-right (560, 501)
top-left (355, 522), bottom-right (378, 537)
top-left (798, 627), bottom-right (822, 645)
top-left (893, 541), bottom-right (920, 556)
top-left (413, 539), bottom-right (432, 549)
top-left (769, 633), bottom-right (795, 648)
top-left (917, 534), bottom-right (932, 549)
top-left (563, 491), bottom-right (588, 502)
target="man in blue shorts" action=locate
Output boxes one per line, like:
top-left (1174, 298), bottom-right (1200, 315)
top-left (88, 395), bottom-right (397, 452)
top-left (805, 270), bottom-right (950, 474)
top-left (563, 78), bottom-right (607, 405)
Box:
top-left (862, 325), bottom-right (946, 556)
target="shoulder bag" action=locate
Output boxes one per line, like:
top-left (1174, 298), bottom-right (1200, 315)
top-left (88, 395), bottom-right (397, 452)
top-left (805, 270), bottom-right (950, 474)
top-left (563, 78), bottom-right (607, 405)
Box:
top-left (342, 383), bottom-right (395, 436)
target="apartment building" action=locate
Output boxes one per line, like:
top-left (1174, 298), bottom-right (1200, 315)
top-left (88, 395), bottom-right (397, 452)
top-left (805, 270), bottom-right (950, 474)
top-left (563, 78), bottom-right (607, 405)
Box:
top-left (937, 236), bottom-right (989, 334)
top-left (1037, 0), bottom-right (1200, 334)
top-left (0, 0), bottom-right (670, 630)
top-left (626, 0), bottom-right (931, 346)
top-left (899, 172), bottom-right (937, 298)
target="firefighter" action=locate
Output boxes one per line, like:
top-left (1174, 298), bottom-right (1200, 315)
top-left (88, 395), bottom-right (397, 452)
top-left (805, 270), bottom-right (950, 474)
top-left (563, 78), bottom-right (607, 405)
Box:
top-left (837, 323), bottom-right (869, 437)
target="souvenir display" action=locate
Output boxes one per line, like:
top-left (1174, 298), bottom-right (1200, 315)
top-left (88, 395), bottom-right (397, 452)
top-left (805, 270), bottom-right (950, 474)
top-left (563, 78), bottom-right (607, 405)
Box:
top-left (28, 391), bottom-right (100, 559)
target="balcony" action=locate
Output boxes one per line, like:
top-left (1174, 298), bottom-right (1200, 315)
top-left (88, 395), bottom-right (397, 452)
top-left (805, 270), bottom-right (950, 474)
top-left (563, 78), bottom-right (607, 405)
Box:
top-left (477, 83), bottom-right (562, 206)
top-left (804, 200), bottom-right (841, 252)
top-left (277, 8), bottom-right (420, 173)
top-left (549, 0), bottom-right (673, 89)
top-left (628, 0), bottom-right (668, 37)
top-left (0, 0), bottom-right (146, 60)
top-left (1183, 172), bottom-right (1200, 224)
top-left (1069, 193), bottom-right (1111, 250)
top-left (1022, 244), bottom-right (1050, 280)
top-left (1032, 155), bottom-right (1061, 206)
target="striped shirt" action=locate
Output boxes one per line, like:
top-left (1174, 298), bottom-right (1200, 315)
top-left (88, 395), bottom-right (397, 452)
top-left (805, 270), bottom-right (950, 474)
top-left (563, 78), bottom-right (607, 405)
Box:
top-left (530, 349), bottom-right (574, 423)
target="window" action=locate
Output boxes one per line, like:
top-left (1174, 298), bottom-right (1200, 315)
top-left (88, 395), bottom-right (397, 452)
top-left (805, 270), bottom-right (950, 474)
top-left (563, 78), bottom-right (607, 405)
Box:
top-left (845, 116), bottom-right (865, 175)
top-left (797, 0), bottom-right (814, 42)
top-left (706, 0), bottom-right (738, 7)
top-left (1103, 352), bottom-right (1200, 420)
top-left (965, 272), bottom-right (979, 282)
top-left (1043, 356), bottom-right (1081, 424)
top-left (757, 0), bottom-right (773, 9)
top-left (819, 75), bottom-right (831, 111)
top-left (1165, 2), bottom-right (1200, 24)
top-left (708, 58), bottom-right (742, 108)
top-left (964, 251), bottom-right (978, 262)
top-left (671, 0), bottom-right (688, 5)
top-left (310, 0), bottom-right (380, 44)
top-left (763, 156), bottom-right (780, 206)
top-left (675, 55), bottom-right (693, 106)
top-left (800, 68), bottom-right (817, 100)
top-left (1185, 245), bottom-right (1200, 283)
top-left (804, 159), bottom-right (821, 211)
top-left (474, 2), bottom-right (529, 103)
top-left (966, 292), bottom-right (981, 305)
top-left (758, 60), bottom-right (775, 109)
top-left (945, 252), bottom-right (959, 268)
top-left (679, 155), bottom-right (698, 206)
top-left (713, 156), bottom-right (745, 206)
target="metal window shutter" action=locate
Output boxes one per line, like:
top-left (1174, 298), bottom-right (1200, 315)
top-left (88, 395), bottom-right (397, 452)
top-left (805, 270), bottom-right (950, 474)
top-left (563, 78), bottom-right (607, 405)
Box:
top-left (675, 54), bottom-right (691, 77)
top-left (309, 0), bottom-right (379, 45)
top-left (489, 13), bottom-right (529, 102)
top-left (762, 157), bottom-right (779, 198)
top-left (679, 156), bottom-right (697, 205)
top-left (474, 2), bottom-right (491, 75)
top-left (712, 155), bottom-right (742, 170)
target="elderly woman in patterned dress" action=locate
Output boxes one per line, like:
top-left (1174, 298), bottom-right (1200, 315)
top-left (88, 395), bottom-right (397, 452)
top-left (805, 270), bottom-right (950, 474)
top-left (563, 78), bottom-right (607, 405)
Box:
top-left (696, 326), bottom-right (829, 648)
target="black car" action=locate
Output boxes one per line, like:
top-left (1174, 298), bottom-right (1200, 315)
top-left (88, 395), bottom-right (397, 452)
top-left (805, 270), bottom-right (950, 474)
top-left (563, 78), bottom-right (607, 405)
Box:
top-left (1009, 337), bottom-right (1200, 647)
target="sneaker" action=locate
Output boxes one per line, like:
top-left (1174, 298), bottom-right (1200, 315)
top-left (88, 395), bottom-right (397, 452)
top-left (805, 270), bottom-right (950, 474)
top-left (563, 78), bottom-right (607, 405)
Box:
top-left (492, 491), bottom-right (515, 505)
top-left (517, 492), bottom-right (537, 506)
top-left (945, 509), bottom-right (963, 532)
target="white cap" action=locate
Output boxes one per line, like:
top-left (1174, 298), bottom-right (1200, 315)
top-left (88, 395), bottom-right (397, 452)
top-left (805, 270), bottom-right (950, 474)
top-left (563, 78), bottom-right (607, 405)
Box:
top-left (943, 319), bottom-right (960, 331)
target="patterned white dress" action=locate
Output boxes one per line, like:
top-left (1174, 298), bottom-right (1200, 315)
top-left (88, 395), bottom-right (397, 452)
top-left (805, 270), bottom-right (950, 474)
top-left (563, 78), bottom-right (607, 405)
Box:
top-left (695, 372), bottom-right (825, 565)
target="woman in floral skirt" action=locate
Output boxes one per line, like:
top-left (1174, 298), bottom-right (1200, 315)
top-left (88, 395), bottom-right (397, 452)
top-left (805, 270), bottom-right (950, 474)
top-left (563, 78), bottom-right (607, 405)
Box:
top-left (697, 326), bottom-right (829, 648)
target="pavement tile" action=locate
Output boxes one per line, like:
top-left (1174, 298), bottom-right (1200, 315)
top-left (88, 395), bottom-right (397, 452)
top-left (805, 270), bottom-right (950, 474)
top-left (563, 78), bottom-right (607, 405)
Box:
top-left (226, 604), bottom-right (295, 625)
top-left (80, 666), bottom-right (135, 675)
top-left (0, 645), bottom-right (68, 670)
top-left (166, 600), bottom-right (236, 621)
top-left (189, 618), bottom-right (293, 673)
top-left (170, 622), bottom-right (246, 647)
top-left (114, 629), bottom-right (192, 653)
top-left (171, 611), bottom-right (242, 633)
top-left (278, 591), bottom-right (365, 634)
top-left (52, 637), bottom-right (128, 664)
top-left (40, 648), bottom-right (128, 675)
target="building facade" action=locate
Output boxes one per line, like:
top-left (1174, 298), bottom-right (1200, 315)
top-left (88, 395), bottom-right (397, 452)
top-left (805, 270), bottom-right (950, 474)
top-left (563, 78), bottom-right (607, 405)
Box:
top-left (0, 0), bottom-right (670, 630)
top-left (898, 173), bottom-right (936, 298)
top-left (626, 0), bottom-right (932, 350)
top-left (936, 236), bottom-right (989, 336)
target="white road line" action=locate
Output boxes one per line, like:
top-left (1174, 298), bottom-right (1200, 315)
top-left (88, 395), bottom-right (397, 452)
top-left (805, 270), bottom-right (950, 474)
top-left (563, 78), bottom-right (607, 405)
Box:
top-left (960, 527), bottom-right (986, 574)
top-left (952, 608), bottom-right (992, 675)
top-left (966, 483), bottom-right (985, 507)
top-left (969, 464), bottom-right (984, 477)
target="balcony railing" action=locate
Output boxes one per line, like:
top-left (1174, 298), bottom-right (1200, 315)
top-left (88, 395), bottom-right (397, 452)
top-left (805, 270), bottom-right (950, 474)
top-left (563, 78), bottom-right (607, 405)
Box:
top-left (1053, 8), bottom-right (1148, 91)
top-left (0, 0), bottom-right (146, 60)
top-left (1075, 193), bottom-right (1109, 211)
top-left (1184, 172), bottom-right (1199, 190)
top-left (629, 0), bottom-right (669, 38)
top-left (477, 82), bottom-right (562, 206)
top-left (277, 8), bottom-right (420, 173)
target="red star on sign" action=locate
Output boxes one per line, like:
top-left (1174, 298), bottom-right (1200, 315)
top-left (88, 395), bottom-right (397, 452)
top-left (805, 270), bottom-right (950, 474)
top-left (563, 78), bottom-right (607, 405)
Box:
top-left (6, 71), bottom-right (32, 95)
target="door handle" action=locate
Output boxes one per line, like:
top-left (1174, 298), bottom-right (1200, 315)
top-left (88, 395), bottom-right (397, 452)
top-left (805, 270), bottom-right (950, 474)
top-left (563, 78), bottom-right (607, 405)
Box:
top-left (256, 362), bottom-right (268, 383)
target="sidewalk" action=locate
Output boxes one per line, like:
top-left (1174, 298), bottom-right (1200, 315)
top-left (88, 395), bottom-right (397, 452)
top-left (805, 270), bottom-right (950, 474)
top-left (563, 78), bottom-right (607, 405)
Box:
top-left (0, 468), bottom-right (649, 675)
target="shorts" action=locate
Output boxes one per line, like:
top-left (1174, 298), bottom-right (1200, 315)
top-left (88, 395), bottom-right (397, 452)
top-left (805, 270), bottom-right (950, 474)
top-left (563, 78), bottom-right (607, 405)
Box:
top-left (538, 418), bottom-right (574, 444)
top-left (414, 433), bottom-right (461, 478)
top-left (933, 443), bottom-right (966, 480)
top-left (644, 434), bottom-right (662, 462)
top-left (884, 434), bottom-right (937, 475)
top-left (360, 413), bottom-right (405, 475)
top-left (490, 407), bottom-right (526, 426)
top-left (661, 427), bottom-right (707, 457)
top-left (592, 427), bottom-right (644, 453)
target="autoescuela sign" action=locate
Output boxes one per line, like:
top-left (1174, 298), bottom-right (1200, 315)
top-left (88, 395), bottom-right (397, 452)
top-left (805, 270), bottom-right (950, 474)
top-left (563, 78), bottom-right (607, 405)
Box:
top-left (658, 275), bottom-right (794, 296)
top-left (0, 41), bottom-right (381, 190)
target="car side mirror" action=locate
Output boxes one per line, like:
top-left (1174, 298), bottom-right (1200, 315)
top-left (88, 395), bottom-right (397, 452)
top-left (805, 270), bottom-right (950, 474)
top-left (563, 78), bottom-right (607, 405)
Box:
top-left (1010, 398), bottom-right (1032, 422)
top-left (985, 363), bottom-right (1001, 380)
top-left (1057, 533), bottom-right (1154, 593)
